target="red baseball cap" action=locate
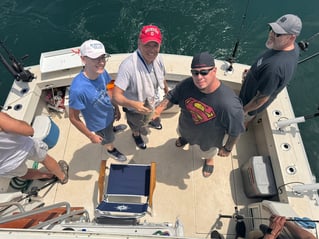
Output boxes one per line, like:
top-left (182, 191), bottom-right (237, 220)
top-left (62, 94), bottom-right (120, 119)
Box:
top-left (139, 25), bottom-right (162, 44)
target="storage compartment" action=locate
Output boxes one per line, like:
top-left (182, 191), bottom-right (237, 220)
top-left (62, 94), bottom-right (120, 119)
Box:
top-left (32, 115), bottom-right (59, 149)
top-left (241, 156), bottom-right (277, 198)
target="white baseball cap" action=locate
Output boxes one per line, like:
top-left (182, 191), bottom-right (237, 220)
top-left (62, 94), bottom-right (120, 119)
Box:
top-left (80, 39), bottom-right (106, 58)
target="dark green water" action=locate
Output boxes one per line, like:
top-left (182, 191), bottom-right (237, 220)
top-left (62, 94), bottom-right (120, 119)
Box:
top-left (1, 0), bottom-right (319, 177)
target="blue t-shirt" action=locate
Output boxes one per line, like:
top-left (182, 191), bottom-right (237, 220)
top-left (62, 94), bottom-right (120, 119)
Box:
top-left (69, 70), bottom-right (114, 132)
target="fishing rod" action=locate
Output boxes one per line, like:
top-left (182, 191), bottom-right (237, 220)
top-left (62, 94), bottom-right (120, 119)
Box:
top-left (0, 40), bottom-right (35, 82)
top-left (226, 0), bottom-right (251, 72)
top-left (219, 214), bottom-right (319, 224)
top-left (298, 31), bottom-right (319, 64)
top-left (298, 51), bottom-right (319, 64)
top-left (274, 106), bottom-right (319, 131)
top-left (27, 177), bottom-right (59, 197)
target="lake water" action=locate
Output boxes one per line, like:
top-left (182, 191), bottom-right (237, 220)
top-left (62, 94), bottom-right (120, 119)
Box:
top-left (1, 0), bottom-right (319, 177)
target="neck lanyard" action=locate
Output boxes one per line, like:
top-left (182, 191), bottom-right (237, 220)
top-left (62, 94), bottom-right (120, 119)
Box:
top-left (137, 51), bottom-right (152, 74)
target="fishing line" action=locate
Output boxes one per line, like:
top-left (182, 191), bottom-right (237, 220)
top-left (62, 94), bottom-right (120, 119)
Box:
top-left (298, 31), bottom-right (319, 64)
top-left (227, 0), bottom-right (251, 72)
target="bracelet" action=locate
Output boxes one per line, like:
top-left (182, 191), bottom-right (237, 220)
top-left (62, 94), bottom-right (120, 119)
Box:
top-left (223, 146), bottom-right (232, 152)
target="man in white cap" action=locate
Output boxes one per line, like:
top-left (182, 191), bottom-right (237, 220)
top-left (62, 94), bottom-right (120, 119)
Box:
top-left (69, 39), bottom-right (126, 162)
top-left (239, 14), bottom-right (302, 127)
top-left (113, 25), bottom-right (168, 150)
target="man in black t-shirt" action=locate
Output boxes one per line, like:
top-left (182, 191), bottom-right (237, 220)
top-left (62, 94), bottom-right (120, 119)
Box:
top-left (239, 14), bottom-right (302, 127)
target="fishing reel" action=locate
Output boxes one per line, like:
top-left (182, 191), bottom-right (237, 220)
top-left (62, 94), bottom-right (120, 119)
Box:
top-left (0, 40), bottom-right (35, 82)
top-left (298, 40), bottom-right (309, 51)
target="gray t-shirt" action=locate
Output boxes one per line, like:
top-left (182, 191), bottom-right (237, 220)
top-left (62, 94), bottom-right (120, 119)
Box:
top-left (115, 50), bottom-right (165, 111)
top-left (167, 77), bottom-right (245, 151)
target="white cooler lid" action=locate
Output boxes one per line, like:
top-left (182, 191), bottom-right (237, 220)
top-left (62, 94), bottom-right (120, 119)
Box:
top-left (32, 115), bottom-right (51, 140)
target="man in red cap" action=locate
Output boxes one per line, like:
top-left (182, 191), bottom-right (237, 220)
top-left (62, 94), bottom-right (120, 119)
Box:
top-left (113, 25), bottom-right (168, 149)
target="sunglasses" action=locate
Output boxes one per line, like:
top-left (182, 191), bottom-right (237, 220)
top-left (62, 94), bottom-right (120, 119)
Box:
top-left (268, 27), bottom-right (284, 38)
top-left (191, 67), bottom-right (214, 76)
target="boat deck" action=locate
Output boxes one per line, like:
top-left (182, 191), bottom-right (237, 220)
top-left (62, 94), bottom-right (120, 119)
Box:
top-left (2, 52), bottom-right (319, 238)
top-left (12, 97), bottom-right (257, 238)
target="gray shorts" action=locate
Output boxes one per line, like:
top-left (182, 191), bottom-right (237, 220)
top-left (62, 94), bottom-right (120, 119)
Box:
top-left (124, 108), bottom-right (156, 132)
top-left (95, 123), bottom-right (115, 145)
top-left (192, 144), bottom-right (218, 159)
top-left (176, 128), bottom-right (218, 159)
top-left (9, 138), bottom-right (48, 177)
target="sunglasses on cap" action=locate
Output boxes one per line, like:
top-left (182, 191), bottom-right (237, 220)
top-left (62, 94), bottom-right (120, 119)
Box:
top-left (191, 67), bottom-right (214, 76)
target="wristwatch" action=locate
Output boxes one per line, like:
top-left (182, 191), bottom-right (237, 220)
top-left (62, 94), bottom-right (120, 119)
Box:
top-left (266, 227), bottom-right (273, 234)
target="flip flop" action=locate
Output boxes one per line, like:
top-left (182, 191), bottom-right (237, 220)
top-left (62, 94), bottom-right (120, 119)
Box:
top-left (202, 159), bottom-right (214, 177)
top-left (58, 160), bottom-right (69, 185)
top-left (39, 176), bottom-right (56, 182)
top-left (175, 137), bottom-right (188, 147)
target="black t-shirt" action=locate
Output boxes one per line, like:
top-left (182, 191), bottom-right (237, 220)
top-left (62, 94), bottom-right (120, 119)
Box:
top-left (167, 77), bottom-right (245, 151)
top-left (239, 44), bottom-right (299, 115)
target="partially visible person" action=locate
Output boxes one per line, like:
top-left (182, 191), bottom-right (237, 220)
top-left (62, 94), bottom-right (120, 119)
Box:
top-left (248, 215), bottom-right (316, 239)
top-left (154, 52), bottom-right (245, 177)
top-left (0, 111), bottom-right (68, 184)
top-left (69, 39), bottom-right (126, 162)
top-left (112, 24), bottom-right (168, 150)
top-left (239, 14), bottom-right (302, 127)
top-left (212, 215), bottom-right (316, 239)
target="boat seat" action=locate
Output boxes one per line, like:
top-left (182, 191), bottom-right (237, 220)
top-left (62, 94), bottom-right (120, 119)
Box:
top-left (95, 163), bottom-right (156, 223)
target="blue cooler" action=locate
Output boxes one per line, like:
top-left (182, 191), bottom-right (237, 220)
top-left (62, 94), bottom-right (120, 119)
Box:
top-left (32, 115), bottom-right (60, 149)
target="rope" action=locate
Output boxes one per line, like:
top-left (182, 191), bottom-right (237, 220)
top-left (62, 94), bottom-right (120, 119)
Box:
top-left (9, 162), bottom-right (39, 192)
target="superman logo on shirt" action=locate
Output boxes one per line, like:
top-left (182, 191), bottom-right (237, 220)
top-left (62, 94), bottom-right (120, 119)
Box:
top-left (185, 97), bottom-right (216, 124)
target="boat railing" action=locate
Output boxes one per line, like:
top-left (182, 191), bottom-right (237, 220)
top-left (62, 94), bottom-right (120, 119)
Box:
top-left (31, 208), bottom-right (90, 230)
top-left (0, 201), bottom-right (90, 229)
top-left (0, 201), bottom-right (25, 214)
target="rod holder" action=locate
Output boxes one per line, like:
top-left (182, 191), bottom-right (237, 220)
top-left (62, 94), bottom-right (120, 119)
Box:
top-left (274, 116), bottom-right (306, 131)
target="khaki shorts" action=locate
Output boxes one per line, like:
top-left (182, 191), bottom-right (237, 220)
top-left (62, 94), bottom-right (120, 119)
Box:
top-left (124, 107), bottom-right (154, 132)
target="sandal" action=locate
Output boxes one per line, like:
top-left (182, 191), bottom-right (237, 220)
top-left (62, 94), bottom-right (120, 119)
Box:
top-left (58, 160), bottom-right (69, 184)
top-left (202, 159), bottom-right (214, 178)
top-left (175, 137), bottom-right (188, 147)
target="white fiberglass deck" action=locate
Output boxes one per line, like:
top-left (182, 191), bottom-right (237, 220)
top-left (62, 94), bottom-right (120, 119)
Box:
top-left (2, 52), bottom-right (319, 238)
